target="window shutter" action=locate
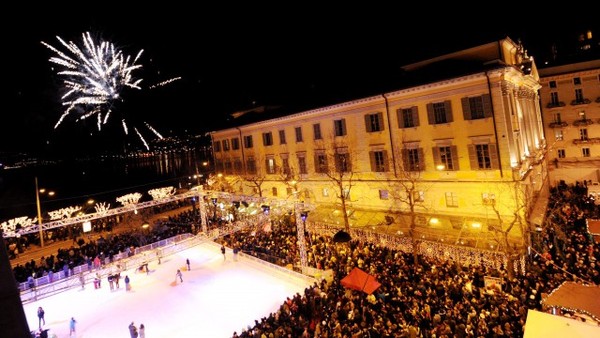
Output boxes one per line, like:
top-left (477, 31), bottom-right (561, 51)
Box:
top-left (402, 149), bottom-right (410, 170)
top-left (369, 151), bottom-right (376, 171)
top-left (432, 147), bottom-right (440, 167)
top-left (417, 148), bottom-right (425, 171)
top-left (467, 144), bottom-right (478, 169)
top-left (461, 97), bottom-right (471, 120)
top-left (341, 119), bottom-right (347, 135)
top-left (427, 103), bottom-right (434, 124)
top-left (412, 106), bottom-right (420, 127)
top-left (365, 115), bottom-right (372, 132)
top-left (489, 143), bottom-right (499, 169)
top-left (346, 154), bottom-right (352, 172)
top-left (397, 109), bottom-right (404, 128)
top-left (377, 112), bottom-right (384, 131)
top-left (445, 100), bottom-right (453, 123)
top-left (382, 150), bottom-right (389, 172)
top-left (482, 94), bottom-right (493, 118)
top-left (314, 154), bottom-right (320, 173)
top-left (450, 145), bottom-right (459, 170)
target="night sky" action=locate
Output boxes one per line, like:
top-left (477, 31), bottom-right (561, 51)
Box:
top-left (3, 7), bottom-right (597, 157)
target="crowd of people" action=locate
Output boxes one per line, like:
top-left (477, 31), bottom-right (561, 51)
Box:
top-left (8, 183), bottom-right (600, 337)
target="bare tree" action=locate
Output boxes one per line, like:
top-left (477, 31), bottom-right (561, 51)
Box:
top-left (314, 136), bottom-right (356, 232)
top-left (242, 153), bottom-right (267, 198)
top-left (385, 144), bottom-right (431, 265)
top-left (486, 181), bottom-right (528, 279)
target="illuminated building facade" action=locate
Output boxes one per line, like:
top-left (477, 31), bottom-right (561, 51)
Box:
top-left (211, 38), bottom-right (547, 247)
top-left (539, 59), bottom-right (600, 184)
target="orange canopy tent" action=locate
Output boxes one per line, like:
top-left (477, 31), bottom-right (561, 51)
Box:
top-left (341, 267), bottom-right (381, 295)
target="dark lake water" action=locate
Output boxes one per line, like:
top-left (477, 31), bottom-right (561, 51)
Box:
top-left (0, 150), bottom-right (206, 223)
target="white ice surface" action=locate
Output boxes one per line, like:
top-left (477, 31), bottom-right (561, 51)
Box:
top-left (23, 243), bottom-right (311, 338)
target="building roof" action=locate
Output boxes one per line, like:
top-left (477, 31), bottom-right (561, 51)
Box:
top-left (542, 282), bottom-right (600, 323)
top-left (523, 309), bottom-right (600, 338)
top-left (211, 37), bottom-right (520, 133)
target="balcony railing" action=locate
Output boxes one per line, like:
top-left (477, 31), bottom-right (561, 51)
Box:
top-left (546, 101), bottom-right (566, 109)
top-left (573, 137), bottom-right (600, 145)
top-left (571, 98), bottom-right (592, 106)
top-left (549, 121), bottom-right (568, 128)
top-left (572, 118), bottom-right (594, 127)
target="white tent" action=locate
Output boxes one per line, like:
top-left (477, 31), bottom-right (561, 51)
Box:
top-left (523, 310), bottom-right (600, 338)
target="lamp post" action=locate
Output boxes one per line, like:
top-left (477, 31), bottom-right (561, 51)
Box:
top-left (35, 177), bottom-right (54, 248)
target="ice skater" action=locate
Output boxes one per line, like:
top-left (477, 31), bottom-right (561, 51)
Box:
top-left (69, 317), bottom-right (77, 337)
top-left (221, 245), bottom-right (226, 260)
top-left (186, 258), bottom-right (190, 271)
top-left (37, 306), bottom-right (45, 328)
top-left (176, 269), bottom-right (183, 283)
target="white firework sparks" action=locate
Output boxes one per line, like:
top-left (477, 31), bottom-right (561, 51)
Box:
top-left (42, 32), bottom-right (172, 150)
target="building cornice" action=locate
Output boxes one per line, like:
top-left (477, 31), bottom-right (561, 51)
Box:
top-left (539, 68), bottom-right (600, 82)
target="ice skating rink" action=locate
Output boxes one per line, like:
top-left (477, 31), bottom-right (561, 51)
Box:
top-left (23, 242), bottom-right (313, 338)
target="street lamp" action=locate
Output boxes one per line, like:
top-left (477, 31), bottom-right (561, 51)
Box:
top-left (35, 177), bottom-right (54, 248)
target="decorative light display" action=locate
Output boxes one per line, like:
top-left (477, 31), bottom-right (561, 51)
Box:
top-left (48, 206), bottom-right (82, 220)
top-left (116, 192), bottom-right (143, 206)
top-left (94, 202), bottom-right (111, 215)
top-left (148, 186), bottom-right (176, 200)
top-left (1, 216), bottom-right (36, 237)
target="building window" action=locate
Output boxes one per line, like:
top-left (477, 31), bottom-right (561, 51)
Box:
top-left (434, 145), bottom-right (458, 170)
top-left (476, 144), bottom-right (491, 169)
top-left (580, 128), bottom-right (588, 141)
top-left (322, 187), bottom-right (329, 197)
top-left (445, 192), bottom-right (459, 207)
top-left (365, 112), bottom-right (384, 132)
top-left (550, 92), bottom-right (560, 105)
top-left (262, 132), bottom-right (273, 146)
top-left (233, 158), bottom-right (243, 173)
top-left (461, 95), bottom-right (491, 120)
top-left (246, 157), bottom-right (256, 174)
top-left (468, 144), bottom-right (499, 170)
top-left (279, 130), bottom-right (286, 145)
top-left (427, 101), bottom-right (453, 125)
top-left (335, 153), bottom-right (351, 173)
top-left (286, 187), bottom-right (293, 196)
top-left (574, 77), bottom-right (581, 85)
top-left (272, 187), bottom-right (278, 196)
top-left (398, 107), bottom-right (419, 128)
top-left (313, 124), bottom-right (322, 140)
top-left (334, 119), bottom-right (347, 136)
top-left (379, 190), bottom-right (389, 200)
top-left (370, 150), bottom-right (388, 172)
top-left (413, 191), bottom-right (425, 202)
top-left (403, 148), bottom-right (424, 171)
top-left (549, 80), bottom-right (557, 88)
top-left (583, 148), bottom-right (591, 157)
top-left (554, 129), bottom-right (563, 141)
top-left (243, 135), bottom-right (253, 149)
top-left (231, 138), bottom-right (240, 150)
top-left (295, 127), bottom-right (303, 142)
top-left (314, 153), bottom-right (327, 173)
top-left (297, 155), bottom-right (307, 174)
top-left (266, 157), bottom-right (276, 174)
top-left (224, 160), bottom-right (232, 174)
top-left (482, 193), bottom-right (496, 206)
top-left (214, 141), bottom-right (222, 152)
top-left (575, 88), bottom-right (584, 102)
top-left (282, 157), bottom-right (290, 175)
top-left (557, 149), bottom-right (565, 158)
top-left (222, 139), bottom-right (230, 151)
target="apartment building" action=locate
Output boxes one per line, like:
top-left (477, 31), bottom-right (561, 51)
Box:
top-left (539, 59), bottom-right (600, 184)
top-left (210, 37), bottom-right (547, 246)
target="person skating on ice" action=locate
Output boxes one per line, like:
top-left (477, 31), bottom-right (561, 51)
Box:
top-left (176, 269), bottom-right (183, 283)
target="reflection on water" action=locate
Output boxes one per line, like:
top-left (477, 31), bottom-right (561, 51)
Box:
top-left (0, 150), bottom-right (208, 222)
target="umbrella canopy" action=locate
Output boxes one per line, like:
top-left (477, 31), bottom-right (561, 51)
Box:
top-left (332, 230), bottom-right (351, 243)
top-left (341, 267), bottom-right (381, 295)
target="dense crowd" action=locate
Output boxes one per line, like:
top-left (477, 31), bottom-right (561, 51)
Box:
top-left (7, 183), bottom-right (600, 337)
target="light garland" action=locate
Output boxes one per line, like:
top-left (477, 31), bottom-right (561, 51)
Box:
top-left (94, 202), bottom-right (111, 215)
top-left (542, 281), bottom-right (600, 324)
top-left (1, 216), bottom-right (36, 237)
top-left (48, 206), bottom-right (82, 220)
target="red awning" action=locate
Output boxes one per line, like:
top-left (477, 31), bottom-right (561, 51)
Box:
top-left (341, 267), bottom-right (381, 295)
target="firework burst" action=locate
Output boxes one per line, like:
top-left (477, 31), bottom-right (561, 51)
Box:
top-left (42, 32), bottom-right (170, 150)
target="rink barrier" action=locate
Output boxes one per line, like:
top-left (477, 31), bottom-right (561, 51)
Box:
top-left (204, 241), bottom-right (316, 288)
top-left (19, 233), bottom-right (198, 304)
